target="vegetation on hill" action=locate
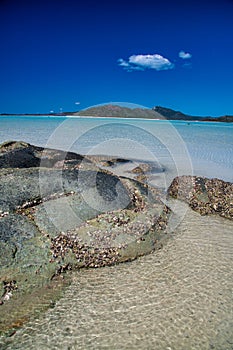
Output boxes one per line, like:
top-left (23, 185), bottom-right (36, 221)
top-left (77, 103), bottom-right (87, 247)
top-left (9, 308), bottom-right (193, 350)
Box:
top-left (152, 106), bottom-right (202, 120)
top-left (1, 104), bottom-right (232, 122)
top-left (75, 104), bottom-right (164, 119)
top-left (76, 104), bottom-right (233, 122)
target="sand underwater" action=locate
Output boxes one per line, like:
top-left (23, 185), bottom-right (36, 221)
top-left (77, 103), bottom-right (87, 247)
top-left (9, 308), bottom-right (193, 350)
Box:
top-left (0, 117), bottom-right (232, 349)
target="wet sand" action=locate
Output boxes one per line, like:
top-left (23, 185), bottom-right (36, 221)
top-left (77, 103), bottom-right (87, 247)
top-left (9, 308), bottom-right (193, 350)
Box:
top-left (1, 200), bottom-right (233, 350)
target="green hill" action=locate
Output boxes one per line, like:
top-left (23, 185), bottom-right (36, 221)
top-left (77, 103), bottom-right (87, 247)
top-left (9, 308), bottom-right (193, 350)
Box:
top-left (75, 104), bottom-right (164, 119)
top-left (76, 104), bottom-right (233, 122)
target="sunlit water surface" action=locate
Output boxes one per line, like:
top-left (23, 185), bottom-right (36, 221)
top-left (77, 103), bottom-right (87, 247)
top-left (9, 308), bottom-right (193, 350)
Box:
top-left (0, 116), bottom-right (233, 186)
top-left (0, 117), bottom-right (233, 349)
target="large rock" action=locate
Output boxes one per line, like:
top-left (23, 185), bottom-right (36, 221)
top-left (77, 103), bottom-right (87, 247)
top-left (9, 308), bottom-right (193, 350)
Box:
top-left (0, 140), bottom-right (86, 169)
top-left (0, 141), bottom-right (171, 335)
top-left (168, 175), bottom-right (233, 220)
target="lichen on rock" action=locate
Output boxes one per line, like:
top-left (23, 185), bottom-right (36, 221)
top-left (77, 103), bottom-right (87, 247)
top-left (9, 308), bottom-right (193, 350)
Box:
top-left (0, 141), bottom-right (171, 335)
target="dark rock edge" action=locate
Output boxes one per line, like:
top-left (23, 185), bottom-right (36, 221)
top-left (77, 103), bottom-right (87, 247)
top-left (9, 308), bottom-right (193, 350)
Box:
top-left (0, 141), bottom-right (170, 335)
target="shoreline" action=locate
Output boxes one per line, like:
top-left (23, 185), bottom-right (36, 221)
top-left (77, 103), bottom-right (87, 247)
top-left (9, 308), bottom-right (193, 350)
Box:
top-left (1, 114), bottom-right (233, 123)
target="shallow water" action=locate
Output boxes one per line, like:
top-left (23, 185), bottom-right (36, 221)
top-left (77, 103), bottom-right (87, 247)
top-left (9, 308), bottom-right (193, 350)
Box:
top-left (1, 201), bottom-right (233, 350)
top-left (0, 117), bottom-right (233, 187)
top-left (0, 117), bottom-right (233, 349)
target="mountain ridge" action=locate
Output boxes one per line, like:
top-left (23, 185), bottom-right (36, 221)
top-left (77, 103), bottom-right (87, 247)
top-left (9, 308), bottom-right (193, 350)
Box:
top-left (75, 104), bottom-right (233, 122)
top-left (1, 105), bottom-right (232, 122)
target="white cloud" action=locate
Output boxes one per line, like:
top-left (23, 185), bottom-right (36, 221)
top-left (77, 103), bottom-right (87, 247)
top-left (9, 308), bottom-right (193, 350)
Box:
top-left (118, 54), bottom-right (174, 72)
top-left (179, 50), bottom-right (192, 59)
top-left (118, 58), bottom-right (130, 68)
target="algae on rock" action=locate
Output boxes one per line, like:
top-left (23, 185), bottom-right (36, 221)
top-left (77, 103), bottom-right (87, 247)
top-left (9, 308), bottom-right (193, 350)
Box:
top-left (0, 141), bottom-right (171, 335)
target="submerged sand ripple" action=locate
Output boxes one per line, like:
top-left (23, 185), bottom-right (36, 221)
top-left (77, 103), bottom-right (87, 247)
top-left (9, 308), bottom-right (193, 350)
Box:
top-left (1, 201), bottom-right (233, 350)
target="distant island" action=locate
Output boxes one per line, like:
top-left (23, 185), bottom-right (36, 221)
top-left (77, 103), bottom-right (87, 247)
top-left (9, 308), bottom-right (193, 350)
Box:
top-left (1, 105), bottom-right (233, 122)
top-left (74, 105), bottom-right (233, 122)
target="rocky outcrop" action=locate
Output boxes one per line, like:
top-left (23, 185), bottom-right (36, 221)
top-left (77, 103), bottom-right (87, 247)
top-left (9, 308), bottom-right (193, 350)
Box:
top-left (168, 175), bottom-right (233, 220)
top-left (0, 140), bottom-right (86, 169)
top-left (1, 141), bottom-right (233, 336)
top-left (0, 141), bottom-right (171, 335)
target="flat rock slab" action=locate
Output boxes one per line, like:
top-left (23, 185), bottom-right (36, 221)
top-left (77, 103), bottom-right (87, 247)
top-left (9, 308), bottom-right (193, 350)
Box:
top-left (0, 141), bottom-right (170, 335)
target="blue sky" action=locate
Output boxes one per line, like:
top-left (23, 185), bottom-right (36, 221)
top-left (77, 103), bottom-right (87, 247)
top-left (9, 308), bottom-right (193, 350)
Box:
top-left (0, 0), bottom-right (233, 116)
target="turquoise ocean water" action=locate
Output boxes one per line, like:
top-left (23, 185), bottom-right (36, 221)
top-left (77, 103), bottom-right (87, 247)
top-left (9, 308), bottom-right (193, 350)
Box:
top-left (1, 117), bottom-right (233, 349)
top-left (0, 116), bottom-right (232, 186)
